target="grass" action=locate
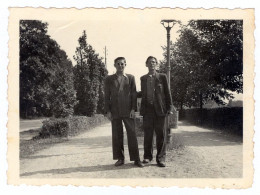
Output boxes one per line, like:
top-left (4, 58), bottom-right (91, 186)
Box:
top-left (20, 133), bottom-right (68, 159)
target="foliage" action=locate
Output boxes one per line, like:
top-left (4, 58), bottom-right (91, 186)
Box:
top-left (40, 115), bottom-right (108, 137)
top-left (179, 107), bottom-right (243, 136)
top-left (73, 31), bottom-right (107, 116)
top-left (159, 20), bottom-right (243, 109)
top-left (20, 20), bottom-right (77, 118)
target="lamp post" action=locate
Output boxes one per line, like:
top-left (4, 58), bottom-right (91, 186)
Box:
top-left (161, 19), bottom-right (179, 142)
top-left (160, 20), bottom-right (178, 85)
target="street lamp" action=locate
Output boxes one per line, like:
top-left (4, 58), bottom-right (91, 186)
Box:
top-left (160, 20), bottom-right (178, 85)
top-left (161, 19), bottom-right (179, 143)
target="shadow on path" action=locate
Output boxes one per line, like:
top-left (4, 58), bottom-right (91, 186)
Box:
top-left (174, 121), bottom-right (242, 147)
top-left (23, 153), bottom-right (88, 160)
top-left (179, 131), bottom-right (242, 147)
top-left (62, 135), bottom-right (112, 149)
top-left (20, 163), bottom-right (137, 177)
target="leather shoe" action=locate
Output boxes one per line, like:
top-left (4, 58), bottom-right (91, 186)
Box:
top-left (134, 160), bottom-right (144, 168)
top-left (142, 159), bottom-right (152, 164)
top-left (157, 161), bottom-right (166, 167)
top-left (115, 159), bottom-right (124, 167)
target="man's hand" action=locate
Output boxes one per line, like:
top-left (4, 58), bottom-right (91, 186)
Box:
top-left (168, 105), bottom-right (176, 115)
top-left (130, 109), bottom-right (135, 119)
top-left (106, 112), bottom-right (112, 121)
top-left (167, 111), bottom-right (173, 115)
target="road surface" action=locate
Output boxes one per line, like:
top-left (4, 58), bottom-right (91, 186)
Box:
top-left (20, 121), bottom-right (242, 178)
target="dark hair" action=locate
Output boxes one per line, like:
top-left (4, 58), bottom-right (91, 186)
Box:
top-left (114, 57), bottom-right (126, 64)
top-left (146, 56), bottom-right (158, 64)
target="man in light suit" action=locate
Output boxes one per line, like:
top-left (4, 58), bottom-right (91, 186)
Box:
top-left (140, 56), bottom-right (174, 167)
top-left (104, 57), bottom-right (144, 168)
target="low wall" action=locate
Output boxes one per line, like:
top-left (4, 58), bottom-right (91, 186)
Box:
top-left (179, 107), bottom-right (243, 135)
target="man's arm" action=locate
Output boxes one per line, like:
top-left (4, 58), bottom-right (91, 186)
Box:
top-left (130, 75), bottom-right (137, 111)
top-left (104, 76), bottom-right (111, 114)
top-left (129, 75), bottom-right (137, 119)
top-left (162, 74), bottom-right (174, 113)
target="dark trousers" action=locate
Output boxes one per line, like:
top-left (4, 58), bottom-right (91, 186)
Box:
top-left (111, 118), bottom-right (140, 161)
top-left (143, 104), bottom-right (167, 163)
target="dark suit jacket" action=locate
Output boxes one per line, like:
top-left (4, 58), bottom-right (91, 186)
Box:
top-left (140, 72), bottom-right (173, 117)
top-left (104, 73), bottom-right (137, 119)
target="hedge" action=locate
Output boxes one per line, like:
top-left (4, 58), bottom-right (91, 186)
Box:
top-left (179, 107), bottom-right (243, 135)
top-left (40, 114), bottom-right (108, 137)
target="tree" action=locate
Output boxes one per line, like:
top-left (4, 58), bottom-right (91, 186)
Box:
top-left (20, 20), bottom-right (77, 118)
top-left (160, 20), bottom-right (243, 109)
top-left (47, 50), bottom-right (77, 118)
top-left (97, 61), bottom-right (108, 114)
top-left (73, 31), bottom-right (107, 116)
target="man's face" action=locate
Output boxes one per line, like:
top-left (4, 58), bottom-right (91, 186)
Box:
top-left (146, 58), bottom-right (157, 71)
top-left (114, 59), bottom-right (126, 72)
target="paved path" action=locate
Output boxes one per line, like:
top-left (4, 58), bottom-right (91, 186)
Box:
top-left (20, 119), bottom-right (46, 132)
top-left (20, 119), bottom-right (47, 140)
top-left (20, 121), bottom-right (242, 178)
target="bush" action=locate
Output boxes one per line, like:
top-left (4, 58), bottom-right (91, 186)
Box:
top-left (40, 114), bottom-right (108, 137)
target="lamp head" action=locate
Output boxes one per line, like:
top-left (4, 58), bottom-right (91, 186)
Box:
top-left (160, 19), bottom-right (179, 28)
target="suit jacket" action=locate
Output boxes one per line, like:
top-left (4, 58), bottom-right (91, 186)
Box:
top-left (140, 72), bottom-right (173, 117)
top-left (104, 73), bottom-right (137, 119)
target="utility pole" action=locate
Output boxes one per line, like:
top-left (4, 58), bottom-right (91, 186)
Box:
top-left (104, 46), bottom-right (107, 68)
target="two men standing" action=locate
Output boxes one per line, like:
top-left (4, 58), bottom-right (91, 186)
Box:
top-left (105, 56), bottom-right (173, 168)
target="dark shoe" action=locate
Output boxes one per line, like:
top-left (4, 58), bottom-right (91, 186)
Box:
top-left (157, 161), bottom-right (166, 167)
top-left (134, 160), bottom-right (144, 168)
top-left (115, 159), bottom-right (124, 167)
top-left (142, 159), bottom-right (152, 164)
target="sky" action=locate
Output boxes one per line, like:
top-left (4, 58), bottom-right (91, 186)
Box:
top-left (46, 11), bottom-right (183, 91)
top-left (45, 11), bottom-right (242, 100)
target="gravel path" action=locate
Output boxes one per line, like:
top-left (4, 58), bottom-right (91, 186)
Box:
top-left (20, 121), bottom-right (242, 178)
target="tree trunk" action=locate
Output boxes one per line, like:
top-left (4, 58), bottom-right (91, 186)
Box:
top-left (199, 91), bottom-right (203, 109)
top-left (199, 91), bottom-right (203, 126)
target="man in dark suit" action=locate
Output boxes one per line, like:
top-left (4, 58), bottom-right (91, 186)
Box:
top-left (140, 56), bottom-right (174, 167)
top-left (104, 57), bottom-right (144, 168)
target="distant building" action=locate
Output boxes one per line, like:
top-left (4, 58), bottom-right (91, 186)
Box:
top-left (227, 99), bottom-right (243, 107)
top-left (203, 100), bottom-right (225, 109)
top-left (203, 99), bottom-right (243, 109)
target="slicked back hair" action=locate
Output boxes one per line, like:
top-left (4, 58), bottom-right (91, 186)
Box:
top-left (146, 56), bottom-right (158, 65)
top-left (114, 57), bottom-right (126, 64)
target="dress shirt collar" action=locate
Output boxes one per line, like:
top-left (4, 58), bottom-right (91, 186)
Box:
top-left (115, 72), bottom-right (127, 78)
top-left (148, 72), bottom-right (156, 77)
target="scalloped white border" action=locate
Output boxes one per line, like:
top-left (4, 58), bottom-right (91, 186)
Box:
top-left (1, 1), bottom-right (260, 195)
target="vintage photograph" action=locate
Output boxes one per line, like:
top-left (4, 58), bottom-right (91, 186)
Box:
top-left (8, 8), bottom-right (254, 187)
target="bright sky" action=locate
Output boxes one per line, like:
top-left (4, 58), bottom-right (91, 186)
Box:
top-left (45, 10), bottom-right (242, 100)
top-left (46, 15), bottom-right (182, 91)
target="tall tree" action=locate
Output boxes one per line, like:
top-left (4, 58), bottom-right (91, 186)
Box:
top-left (97, 61), bottom-right (108, 114)
top-left (73, 31), bottom-right (107, 116)
top-left (20, 20), bottom-right (77, 118)
top-left (160, 20), bottom-right (243, 109)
